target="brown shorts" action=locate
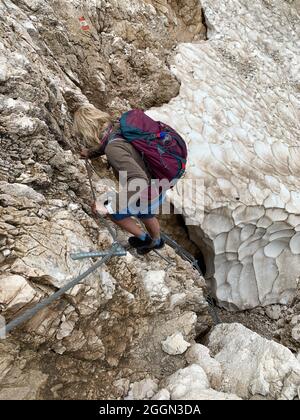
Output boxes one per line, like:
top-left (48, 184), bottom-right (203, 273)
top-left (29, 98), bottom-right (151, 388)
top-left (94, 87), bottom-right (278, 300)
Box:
top-left (105, 138), bottom-right (160, 219)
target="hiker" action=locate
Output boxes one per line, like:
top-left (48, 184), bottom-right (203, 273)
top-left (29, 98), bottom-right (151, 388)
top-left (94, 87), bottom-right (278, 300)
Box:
top-left (73, 105), bottom-right (187, 254)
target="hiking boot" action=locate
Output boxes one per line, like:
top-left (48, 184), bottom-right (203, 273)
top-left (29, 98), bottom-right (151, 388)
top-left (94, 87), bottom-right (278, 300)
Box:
top-left (136, 237), bottom-right (165, 255)
top-left (128, 234), bottom-right (152, 249)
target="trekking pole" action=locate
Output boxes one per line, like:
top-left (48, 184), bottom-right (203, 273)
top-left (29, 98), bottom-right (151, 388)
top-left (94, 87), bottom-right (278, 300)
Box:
top-left (84, 159), bottom-right (117, 242)
top-left (85, 158), bottom-right (97, 202)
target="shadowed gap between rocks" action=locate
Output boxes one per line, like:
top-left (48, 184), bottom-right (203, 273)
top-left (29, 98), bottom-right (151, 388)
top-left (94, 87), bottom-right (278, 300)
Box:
top-left (159, 213), bottom-right (215, 287)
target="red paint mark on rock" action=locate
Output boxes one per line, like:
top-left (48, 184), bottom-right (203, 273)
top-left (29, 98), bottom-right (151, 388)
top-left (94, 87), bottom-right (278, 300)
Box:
top-left (79, 16), bottom-right (90, 31)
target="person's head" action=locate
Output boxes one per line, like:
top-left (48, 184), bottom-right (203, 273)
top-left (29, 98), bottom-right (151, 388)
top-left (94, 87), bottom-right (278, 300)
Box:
top-left (73, 104), bottom-right (112, 146)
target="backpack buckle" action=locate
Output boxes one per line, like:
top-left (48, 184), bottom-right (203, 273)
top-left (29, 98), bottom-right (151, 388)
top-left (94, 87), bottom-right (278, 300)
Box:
top-left (157, 132), bottom-right (167, 139)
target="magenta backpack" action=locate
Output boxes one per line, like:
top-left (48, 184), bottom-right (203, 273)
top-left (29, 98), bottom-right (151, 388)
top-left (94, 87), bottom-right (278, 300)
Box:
top-left (118, 109), bottom-right (187, 182)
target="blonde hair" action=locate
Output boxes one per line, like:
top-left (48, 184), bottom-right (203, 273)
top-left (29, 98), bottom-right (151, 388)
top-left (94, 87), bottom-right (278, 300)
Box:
top-left (73, 104), bottom-right (112, 147)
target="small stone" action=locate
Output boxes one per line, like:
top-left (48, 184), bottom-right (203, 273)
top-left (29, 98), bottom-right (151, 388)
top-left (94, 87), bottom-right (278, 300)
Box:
top-left (114, 379), bottom-right (130, 397)
top-left (291, 325), bottom-right (300, 343)
top-left (276, 319), bottom-right (285, 328)
top-left (161, 332), bottom-right (191, 355)
top-left (2, 249), bottom-right (11, 257)
top-left (68, 203), bottom-right (80, 211)
top-left (265, 305), bottom-right (282, 320)
top-left (125, 379), bottom-right (158, 400)
top-left (152, 389), bottom-right (170, 400)
top-left (256, 308), bottom-right (265, 316)
top-left (290, 315), bottom-right (300, 326)
top-left (56, 320), bottom-right (76, 340)
top-left (208, 323), bottom-right (300, 400)
top-left (164, 364), bottom-right (209, 399)
top-left (142, 270), bottom-right (169, 302)
top-left (48, 199), bottom-right (65, 208)
top-left (186, 344), bottom-right (223, 389)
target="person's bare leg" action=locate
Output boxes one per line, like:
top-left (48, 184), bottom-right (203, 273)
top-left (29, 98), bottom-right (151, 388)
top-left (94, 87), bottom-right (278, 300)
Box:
top-left (142, 217), bottom-right (160, 240)
top-left (111, 216), bottom-right (144, 237)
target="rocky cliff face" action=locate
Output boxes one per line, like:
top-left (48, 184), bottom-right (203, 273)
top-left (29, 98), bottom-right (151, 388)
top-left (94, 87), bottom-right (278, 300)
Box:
top-left (0, 0), bottom-right (299, 400)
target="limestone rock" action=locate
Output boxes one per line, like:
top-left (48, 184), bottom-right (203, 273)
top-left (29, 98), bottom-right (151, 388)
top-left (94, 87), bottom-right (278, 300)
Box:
top-left (154, 383), bottom-right (240, 400)
top-left (181, 389), bottom-right (241, 400)
top-left (291, 325), bottom-right (300, 343)
top-left (164, 364), bottom-right (210, 399)
top-left (152, 389), bottom-right (171, 400)
top-left (125, 379), bottom-right (158, 400)
top-left (208, 323), bottom-right (300, 400)
top-left (274, 290), bottom-right (300, 351)
top-left (162, 364), bottom-right (240, 400)
top-left (0, 182), bottom-right (45, 205)
top-left (185, 344), bottom-right (223, 389)
top-left (265, 305), bottom-right (282, 320)
top-left (9, 208), bottom-right (97, 289)
top-left (0, 274), bottom-right (42, 313)
top-left (161, 332), bottom-right (191, 355)
top-left (113, 378), bottom-right (131, 399)
top-left (2, 0), bottom-right (299, 402)
top-left (0, 340), bottom-right (48, 400)
top-left (142, 270), bottom-right (170, 303)
top-left (0, 190), bottom-right (207, 394)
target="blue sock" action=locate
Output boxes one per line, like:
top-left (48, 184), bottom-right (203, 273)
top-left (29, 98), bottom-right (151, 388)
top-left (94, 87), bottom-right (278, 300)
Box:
top-left (152, 237), bottom-right (161, 246)
top-left (138, 232), bottom-right (147, 241)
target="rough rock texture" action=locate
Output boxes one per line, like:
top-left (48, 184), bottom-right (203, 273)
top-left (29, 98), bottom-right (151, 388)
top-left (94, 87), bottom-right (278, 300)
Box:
top-left (129, 363), bottom-right (241, 400)
top-left (0, 340), bottom-right (48, 400)
top-left (148, 0), bottom-right (300, 310)
top-left (1, 0), bottom-right (299, 401)
top-left (161, 332), bottom-right (191, 355)
top-left (125, 378), bottom-right (158, 400)
top-left (125, 322), bottom-right (300, 401)
top-left (208, 323), bottom-right (300, 400)
top-left (185, 343), bottom-right (222, 389)
top-left (271, 289), bottom-right (300, 352)
top-left (0, 0), bottom-right (209, 399)
top-left (0, 189), bottom-right (208, 397)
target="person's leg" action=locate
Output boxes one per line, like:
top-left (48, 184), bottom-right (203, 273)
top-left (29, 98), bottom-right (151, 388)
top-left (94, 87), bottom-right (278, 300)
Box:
top-left (110, 216), bottom-right (145, 237)
top-left (105, 140), bottom-right (151, 242)
top-left (105, 140), bottom-right (163, 250)
top-left (109, 212), bottom-right (164, 252)
top-left (134, 191), bottom-right (166, 254)
top-left (141, 217), bottom-right (160, 240)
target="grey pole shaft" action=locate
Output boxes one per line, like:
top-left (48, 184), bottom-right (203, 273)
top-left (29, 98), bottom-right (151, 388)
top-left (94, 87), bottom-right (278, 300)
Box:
top-left (5, 248), bottom-right (116, 334)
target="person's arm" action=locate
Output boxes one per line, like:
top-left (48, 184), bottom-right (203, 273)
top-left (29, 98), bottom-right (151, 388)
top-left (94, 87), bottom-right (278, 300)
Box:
top-left (81, 143), bottom-right (105, 160)
top-left (80, 124), bottom-right (114, 159)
